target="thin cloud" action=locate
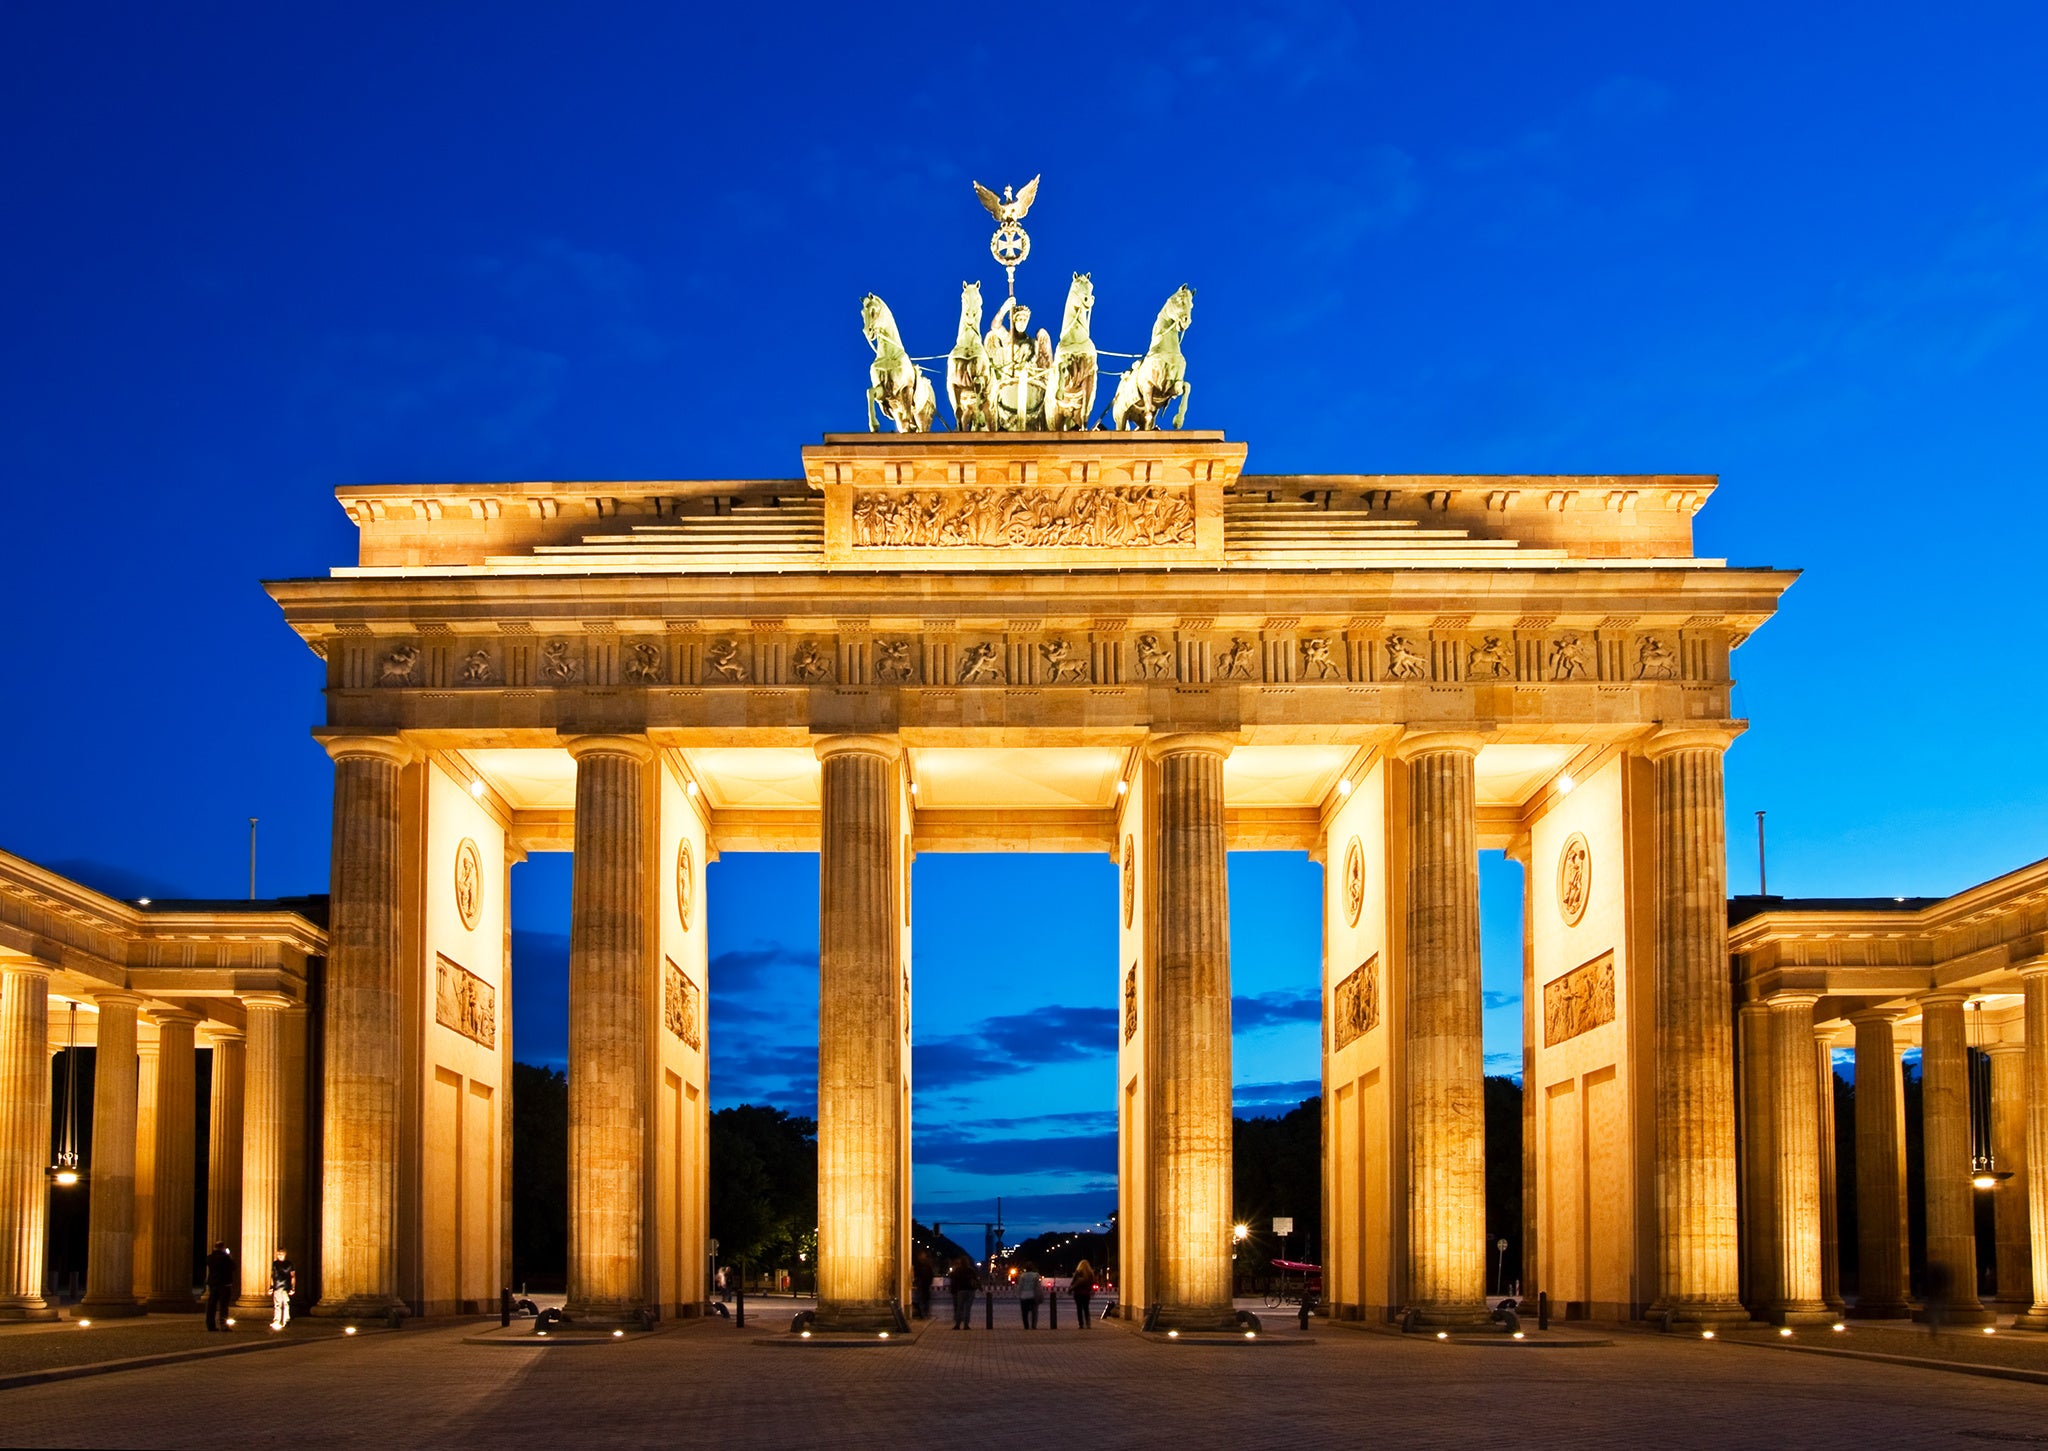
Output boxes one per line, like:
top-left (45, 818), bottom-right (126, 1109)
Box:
top-left (1233, 989), bottom-right (1321, 1031)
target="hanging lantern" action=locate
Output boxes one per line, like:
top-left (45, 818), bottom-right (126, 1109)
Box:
top-left (1967, 998), bottom-right (2012, 1189)
top-left (48, 1001), bottom-right (84, 1187)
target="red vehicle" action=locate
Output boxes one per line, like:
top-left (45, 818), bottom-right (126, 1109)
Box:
top-left (1265, 1258), bottom-right (1322, 1308)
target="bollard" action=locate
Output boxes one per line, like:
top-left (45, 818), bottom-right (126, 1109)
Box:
top-left (1298, 1293), bottom-right (1314, 1332)
top-left (500, 1286), bottom-right (512, 1329)
top-left (736, 1273), bottom-right (746, 1330)
top-left (984, 1281), bottom-right (994, 1330)
top-left (1537, 1291), bottom-right (1549, 1332)
top-left (1049, 1286), bottom-right (1058, 1329)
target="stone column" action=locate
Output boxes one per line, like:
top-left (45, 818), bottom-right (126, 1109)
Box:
top-left (0, 961), bottom-right (55, 1319)
top-left (316, 737), bottom-right (411, 1318)
top-left (1145, 733), bottom-right (1236, 1331)
top-left (1737, 1000), bottom-right (1775, 1312)
top-left (144, 1009), bottom-right (200, 1311)
top-left (1766, 993), bottom-right (1830, 1323)
top-left (1988, 1042), bottom-right (2031, 1308)
top-left (131, 1032), bottom-right (159, 1303)
top-left (2016, 963), bottom-right (2048, 1331)
top-left (280, 1005), bottom-right (309, 1288)
top-left (234, 994), bottom-right (292, 1317)
top-left (564, 735), bottom-right (653, 1326)
top-left (79, 992), bottom-right (144, 1316)
top-left (1394, 733), bottom-right (1489, 1328)
top-left (814, 735), bottom-right (908, 1331)
top-left (1816, 1030), bottom-right (1845, 1314)
top-left (1643, 729), bottom-right (1747, 1325)
top-left (1848, 1009), bottom-right (1910, 1316)
top-left (1919, 993), bottom-right (1991, 1324)
top-left (205, 1027), bottom-right (245, 1261)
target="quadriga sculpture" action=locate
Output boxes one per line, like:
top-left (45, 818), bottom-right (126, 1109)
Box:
top-left (1106, 286), bottom-right (1193, 431)
top-left (862, 292), bottom-right (936, 433)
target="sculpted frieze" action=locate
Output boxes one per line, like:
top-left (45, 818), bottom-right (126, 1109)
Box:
top-left (1215, 636), bottom-right (1256, 680)
top-left (1300, 637), bottom-right (1341, 680)
top-left (791, 640), bottom-right (833, 682)
top-left (705, 640), bottom-right (749, 682)
top-left (874, 639), bottom-right (915, 683)
top-left (625, 641), bottom-right (665, 683)
top-left (1636, 636), bottom-right (1679, 680)
top-left (435, 955), bottom-right (496, 1050)
top-left (1039, 639), bottom-right (1087, 683)
top-left (1134, 633), bottom-right (1173, 679)
top-left (850, 485), bottom-right (1194, 549)
top-left (1543, 951), bottom-right (1615, 1047)
top-left (1548, 635), bottom-right (1590, 680)
top-left (1467, 635), bottom-right (1511, 680)
top-left (958, 642), bottom-right (1004, 684)
top-left (380, 644), bottom-right (419, 685)
top-left (458, 648), bottom-right (494, 685)
top-left (1385, 635), bottom-right (1427, 680)
top-left (664, 960), bottom-right (703, 1050)
top-left (1334, 955), bottom-right (1379, 1050)
top-left (539, 638), bottom-right (582, 683)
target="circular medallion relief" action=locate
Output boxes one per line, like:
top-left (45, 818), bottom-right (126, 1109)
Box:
top-left (453, 837), bottom-right (483, 931)
top-left (676, 839), bottom-right (695, 931)
top-left (1343, 837), bottom-right (1365, 927)
top-left (1557, 832), bottom-right (1592, 927)
top-left (1122, 836), bottom-right (1136, 928)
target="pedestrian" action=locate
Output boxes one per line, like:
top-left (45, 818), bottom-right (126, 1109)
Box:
top-left (1071, 1259), bottom-right (1094, 1328)
top-left (1923, 1262), bottom-right (1953, 1338)
top-left (204, 1242), bottom-right (234, 1331)
top-left (268, 1249), bottom-right (295, 1331)
top-left (950, 1255), bottom-right (979, 1330)
top-left (1016, 1261), bottom-right (1044, 1329)
top-left (716, 1264), bottom-right (729, 1304)
top-left (912, 1251), bottom-right (935, 1321)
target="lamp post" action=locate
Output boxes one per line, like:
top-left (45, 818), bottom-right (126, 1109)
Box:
top-left (1496, 1238), bottom-right (1510, 1298)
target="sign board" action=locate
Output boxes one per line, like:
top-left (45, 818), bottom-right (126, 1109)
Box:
top-left (1271, 1217), bottom-right (1294, 1235)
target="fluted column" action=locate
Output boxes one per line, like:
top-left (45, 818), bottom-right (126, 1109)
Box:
top-left (131, 1033), bottom-right (159, 1302)
top-left (316, 737), bottom-right (411, 1318)
top-left (1919, 993), bottom-right (1990, 1323)
top-left (0, 961), bottom-right (55, 1319)
top-left (1766, 993), bottom-right (1829, 1323)
top-left (1988, 1042), bottom-right (2031, 1307)
top-left (1644, 729), bottom-right (1747, 1325)
top-left (205, 1027), bottom-right (245, 1260)
top-left (814, 735), bottom-right (907, 1330)
top-left (144, 1009), bottom-right (200, 1311)
top-left (280, 1005), bottom-right (308, 1297)
top-left (564, 735), bottom-right (653, 1325)
top-left (1144, 733), bottom-right (1236, 1331)
top-left (1737, 1001), bottom-right (1775, 1312)
top-left (80, 992), bottom-right (144, 1315)
top-left (1816, 1030), bottom-right (1845, 1313)
top-left (1848, 1009), bottom-right (1910, 1316)
top-left (2016, 963), bottom-right (2048, 1331)
top-left (1394, 733), bottom-right (1489, 1327)
top-left (234, 995), bottom-right (292, 1316)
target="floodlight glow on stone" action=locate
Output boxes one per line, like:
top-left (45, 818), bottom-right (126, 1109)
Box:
top-left (470, 778), bottom-right (485, 798)
top-left (344, 1326), bottom-right (357, 1335)
top-left (1778, 1327), bottom-right (1792, 1337)
top-left (1557, 771), bottom-right (1575, 794)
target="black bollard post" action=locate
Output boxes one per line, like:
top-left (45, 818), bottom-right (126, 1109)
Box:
top-left (1537, 1291), bottom-right (1549, 1332)
top-left (736, 1269), bottom-right (746, 1330)
top-left (500, 1287), bottom-right (512, 1329)
top-left (985, 1279), bottom-right (994, 1329)
top-left (1049, 1285), bottom-right (1058, 1329)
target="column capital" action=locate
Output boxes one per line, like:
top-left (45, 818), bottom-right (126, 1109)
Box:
top-left (812, 733), bottom-right (903, 764)
top-left (238, 992), bottom-right (294, 1013)
top-left (1766, 990), bottom-right (1822, 1009)
top-left (2013, 955), bottom-right (2048, 980)
top-left (1389, 730), bottom-right (1485, 762)
top-left (1981, 1040), bottom-right (2028, 1058)
top-left (0, 957), bottom-right (53, 982)
top-left (1848, 1004), bottom-right (1905, 1026)
top-left (1919, 990), bottom-right (1972, 1009)
top-left (317, 732), bottom-right (417, 767)
top-left (565, 733), bottom-right (655, 764)
top-left (1737, 997), bottom-right (1772, 1019)
top-left (1640, 724), bottom-right (1745, 760)
top-left (201, 1024), bottom-right (246, 1047)
top-left (90, 991), bottom-right (145, 1011)
top-left (144, 1006), bottom-right (203, 1030)
top-left (1140, 731), bottom-right (1235, 763)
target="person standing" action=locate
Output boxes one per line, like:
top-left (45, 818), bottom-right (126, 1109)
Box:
top-left (950, 1255), bottom-right (979, 1330)
top-left (268, 1250), bottom-right (295, 1331)
top-left (912, 1251), bottom-right (935, 1321)
top-left (204, 1243), bottom-right (235, 1331)
top-left (1071, 1260), bottom-right (1095, 1329)
top-left (1016, 1263), bottom-right (1043, 1329)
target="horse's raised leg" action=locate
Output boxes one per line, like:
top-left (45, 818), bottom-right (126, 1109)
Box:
top-left (867, 385), bottom-right (880, 433)
top-left (1173, 380), bottom-right (1191, 430)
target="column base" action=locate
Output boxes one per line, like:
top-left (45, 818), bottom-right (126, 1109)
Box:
top-left (810, 1298), bottom-right (908, 1334)
top-left (233, 1294), bottom-right (283, 1320)
top-left (2009, 1308), bottom-right (2048, 1332)
top-left (1767, 1305), bottom-right (1839, 1327)
top-left (1847, 1299), bottom-right (1914, 1319)
top-left (1912, 1301), bottom-right (1996, 1327)
top-left (74, 1297), bottom-right (146, 1319)
top-left (1149, 1302), bottom-right (1244, 1334)
top-left (1650, 1299), bottom-right (1755, 1330)
top-left (311, 1293), bottom-right (409, 1322)
top-left (0, 1299), bottom-right (59, 1321)
top-left (1399, 1302), bottom-right (1497, 1332)
top-left (558, 1298), bottom-right (650, 1330)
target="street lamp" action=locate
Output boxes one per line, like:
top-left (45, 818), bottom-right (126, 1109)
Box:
top-left (1232, 1223), bottom-right (1249, 1243)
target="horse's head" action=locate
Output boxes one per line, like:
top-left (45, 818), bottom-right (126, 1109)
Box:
top-left (861, 293), bottom-right (886, 342)
top-left (957, 281), bottom-right (984, 338)
top-left (1166, 285), bottom-right (1194, 332)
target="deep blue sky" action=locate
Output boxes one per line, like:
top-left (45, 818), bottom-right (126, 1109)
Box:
top-left (3, 4), bottom-right (2043, 1236)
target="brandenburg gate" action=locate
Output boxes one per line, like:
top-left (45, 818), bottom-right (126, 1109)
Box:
top-left (260, 425), bottom-right (1793, 1331)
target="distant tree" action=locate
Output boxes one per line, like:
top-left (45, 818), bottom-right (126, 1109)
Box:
top-left (511, 1063), bottom-right (568, 1291)
top-left (1233, 1097), bottom-right (1322, 1286)
top-left (1484, 1075), bottom-right (1523, 1290)
top-left (710, 1105), bottom-right (817, 1277)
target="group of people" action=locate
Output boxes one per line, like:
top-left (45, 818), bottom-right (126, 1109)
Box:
top-left (915, 1253), bottom-right (1100, 1330)
top-left (200, 1243), bottom-right (296, 1332)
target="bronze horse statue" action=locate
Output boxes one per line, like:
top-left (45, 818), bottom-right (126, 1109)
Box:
top-left (863, 292), bottom-right (936, 433)
top-left (946, 281), bottom-right (993, 432)
top-left (1048, 272), bottom-right (1097, 432)
top-left (1105, 286), bottom-right (1193, 430)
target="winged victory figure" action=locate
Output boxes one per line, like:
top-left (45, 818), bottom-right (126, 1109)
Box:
top-left (974, 175), bottom-right (1040, 225)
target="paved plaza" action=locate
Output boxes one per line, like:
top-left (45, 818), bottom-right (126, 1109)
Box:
top-left (3, 1308), bottom-right (2043, 1450)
